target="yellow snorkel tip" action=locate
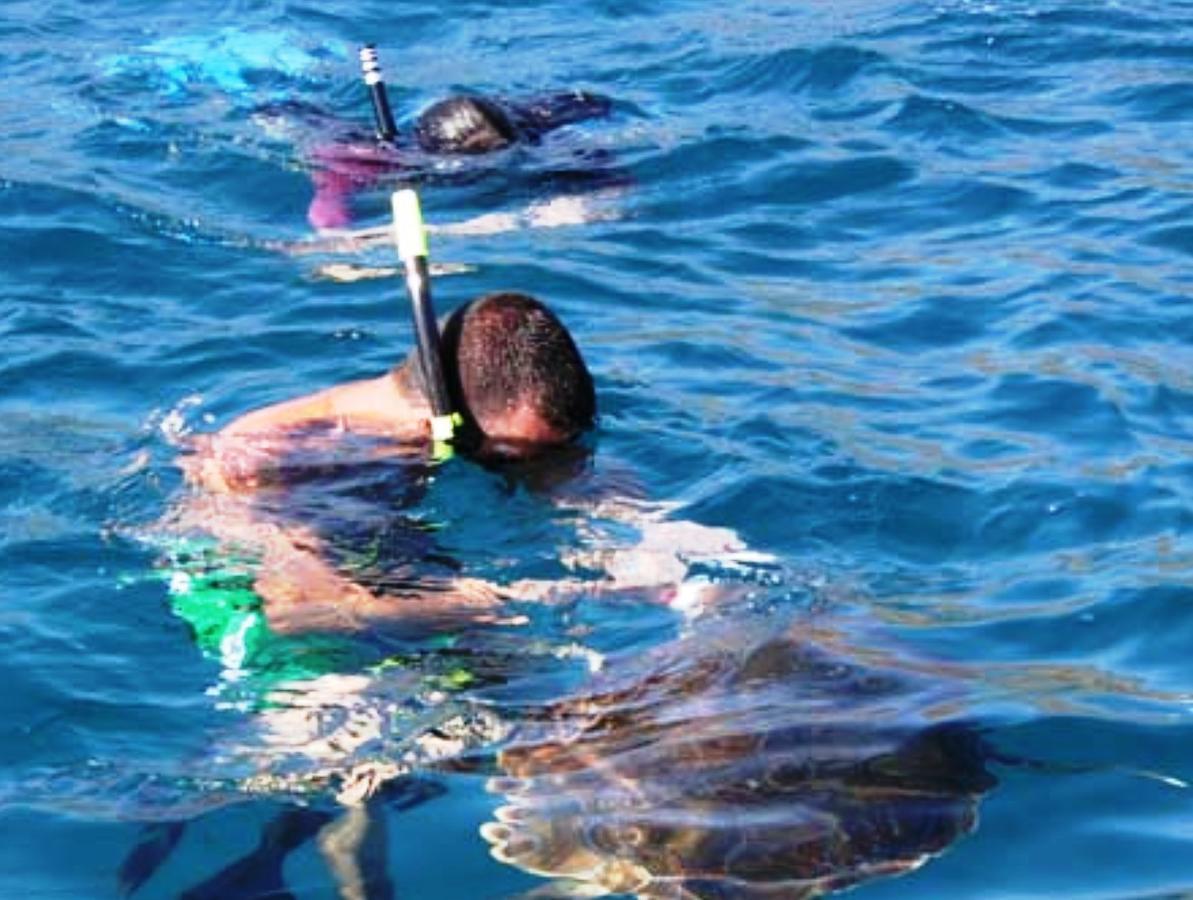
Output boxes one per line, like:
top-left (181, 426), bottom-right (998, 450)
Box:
top-left (391, 189), bottom-right (428, 261)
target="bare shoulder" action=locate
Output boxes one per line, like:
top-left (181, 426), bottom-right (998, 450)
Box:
top-left (180, 374), bottom-right (421, 494)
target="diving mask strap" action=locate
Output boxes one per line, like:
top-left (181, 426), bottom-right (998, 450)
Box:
top-left (391, 189), bottom-right (462, 457)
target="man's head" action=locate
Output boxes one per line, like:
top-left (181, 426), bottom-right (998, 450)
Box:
top-left (432, 292), bottom-right (595, 456)
top-left (414, 96), bottom-right (520, 155)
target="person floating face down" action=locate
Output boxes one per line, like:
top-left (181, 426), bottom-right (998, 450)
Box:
top-left (182, 292), bottom-right (597, 634)
top-left (305, 91), bottom-right (616, 230)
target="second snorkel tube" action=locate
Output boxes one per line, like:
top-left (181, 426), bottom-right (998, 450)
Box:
top-left (358, 44), bottom-right (398, 142)
top-left (392, 190), bottom-right (461, 456)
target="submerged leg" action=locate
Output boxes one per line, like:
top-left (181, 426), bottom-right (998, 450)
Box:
top-left (179, 806), bottom-right (334, 900)
top-left (317, 797), bottom-right (395, 900)
top-left (117, 821), bottom-right (186, 897)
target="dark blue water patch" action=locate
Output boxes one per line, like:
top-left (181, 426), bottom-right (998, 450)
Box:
top-left (0, 451), bottom-right (78, 508)
top-left (589, 240), bottom-right (723, 296)
top-left (988, 574), bottom-right (1085, 607)
top-left (901, 70), bottom-right (1055, 97)
top-left (810, 98), bottom-right (896, 123)
top-left (1009, 312), bottom-right (1125, 350)
top-left (2, 347), bottom-right (162, 409)
top-left (843, 293), bottom-right (999, 352)
top-left (1142, 200), bottom-right (1193, 230)
top-left (1014, 34), bottom-right (1193, 66)
top-left (967, 374), bottom-right (1135, 450)
top-left (1142, 224), bottom-right (1193, 257)
top-left (885, 93), bottom-right (1007, 142)
top-left (0, 809), bottom-right (145, 897)
top-left (710, 246), bottom-right (851, 281)
top-left (639, 45), bottom-right (722, 103)
top-left (706, 461), bottom-right (1186, 569)
top-left (786, 153), bottom-right (915, 205)
top-left (982, 716), bottom-right (1193, 842)
top-left (635, 133), bottom-right (815, 195)
top-left (564, 227), bottom-right (721, 286)
top-left (1033, 5), bottom-right (1179, 34)
top-left (718, 155), bottom-right (916, 215)
top-left (865, 474), bottom-right (987, 564)
top-left (890, 94), bottom-right (1109, 151)
top-left (467, 253), bottom-right (711, 332)
top-left (1062, 191), bottom-right (1160, 241)
top-left (718, 44), bottom-right (889, 98)
top-left (973, 481), bottom-right (1155, 560)
top-left (0, 218), bottom-right (150, 295)
top-left (997, 716), bottom-right (1193, 790)
top-left (1141, 384), bottom-right (1193, 438)
top-left (1102, 585), bottom-right (1193, 688)
top-left (608, 419), bottom-right (741, 502)
top-left (3, 300), bottom-right (100, 342)
top-left (159, 153), bottom-right (315, 224)
top-left (937, 769), bottom-right (1193, 900)
top-left (648, 338), bottom-right (786, 375)
top-left (842, 177), bottom-right (1036, 240)
top-left (878, 4), bottom-right (1177, 48)
top-left (0, 529), bottom-right (128, 592)
top-left (723, 412), bottom-right (830, 466)
top-left (0, 183), bottom-right (260, 314)
top-left (907, 5), bottom-right (1193, 66)
top-left (1100, 81), bottom-right (1193, 123)
top-left (926, 372), bottom-right (987, 393)
top-left (292, 3), bottom-right (447, 44)
top-left (954, 436), bottom-right (1032, 464)
top-left (1038, 161), bottom-right (1122, 191)
top-left (723, 218), bottom-right (818, 253)
top-left (74, 117), bottom-right (203, 165)
top-left (684, 470), bottom-right (978, 564)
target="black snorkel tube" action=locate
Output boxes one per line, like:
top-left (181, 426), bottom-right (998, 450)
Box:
top-left (358, 44), bottom-right (398, 142)
top-left (391, 189), bottom-right (462, 457)
top-left (362, 46), bottom-right (459, 454)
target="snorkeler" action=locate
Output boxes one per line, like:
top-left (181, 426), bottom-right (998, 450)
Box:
top-left (177, 186), bottom-right (766, 631)
top-left (180, 288), bottom-right (596, 631)
top-left (294, 86), bottom-right (618, 230)
top-left (147, 191), bottom-right (770, 898)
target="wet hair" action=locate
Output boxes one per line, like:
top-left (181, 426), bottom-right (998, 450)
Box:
top-left (440, 292), bottom-right (595, 446)
top-left (414, 95), bottom-right (520, 155)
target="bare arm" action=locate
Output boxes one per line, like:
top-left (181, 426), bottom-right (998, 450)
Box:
top-left (169, 380), bottom-right (507, 635)
top-left (184, 375), bottom-right (425, 495)
top-left (167, 483), bottom-right (511, 636)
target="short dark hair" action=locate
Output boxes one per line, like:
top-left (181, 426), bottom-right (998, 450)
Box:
top-left (441, 292), bottom-right (595, 442)
top-left (414, 96), bottom-right (519, 155)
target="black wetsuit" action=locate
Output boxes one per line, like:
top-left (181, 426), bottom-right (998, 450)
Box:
top-left (251, 91), bottom-right (621, 228)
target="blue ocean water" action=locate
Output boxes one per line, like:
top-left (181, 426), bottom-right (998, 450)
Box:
top-left (2, 0), bottom-right (1192, 897)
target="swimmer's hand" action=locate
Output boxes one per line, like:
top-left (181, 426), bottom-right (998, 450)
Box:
top-left (507, 508), bottom-right (777, 618)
